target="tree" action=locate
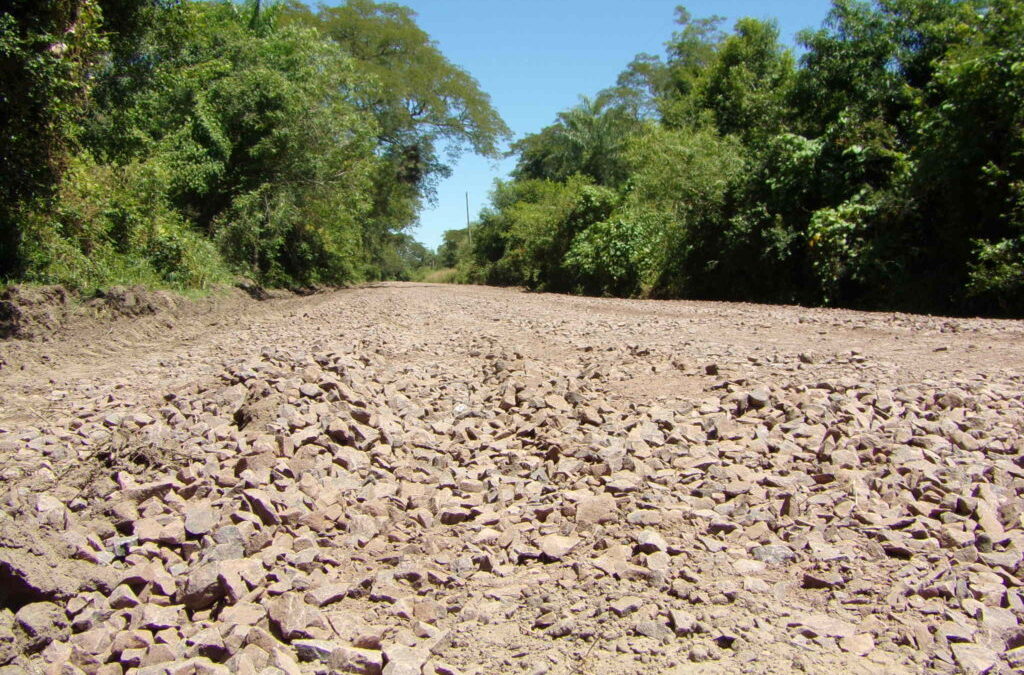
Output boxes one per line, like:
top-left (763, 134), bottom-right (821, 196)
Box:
top-left (438, 228), bottom-right (469, 268)
top-left (292, 0), bottom-right (509, 266)
top-left (793, 0), bottom-right (972, 138)
top-left (657, 7), bottom-right (725, 128)
top-left (622, 123), bottom-right (747, 298)
top-left (377, 232), bottom-right (435, 279)
top-left (469, 177), bottom-right (619, 292)
top-left (701, 18), bottom-right (795, 142)
top-left (915, 0), bottom-right (1024, 312)
top-left (460, 1), bottom-right (1024, 315)
top-left (0, 0), bottom-right (107, 276)
top-left (14, 0), bottom-right (382, 289)
top-left (1, 0), bottom-right (503, 292)
top-left (510, 93), bottom-right (640, 188)
top-left (148, 1), bottom-right (380, 284)
top-left (790, 0), bottom-right (1012, 311)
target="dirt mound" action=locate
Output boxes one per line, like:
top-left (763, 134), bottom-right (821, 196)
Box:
top-left (237, 279), bottom-right (272, 301)
top-left (0, 285), bottom-right (71, 339)
top-left (89, 285), bottom-right (179, 318)
top-left (0, 284), bottom-right (182, 341)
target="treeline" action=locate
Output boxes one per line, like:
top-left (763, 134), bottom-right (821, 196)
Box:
top-left (0, 0), bottom-right (506, 291)
top-left (447, 0), bottom-right (1024, 316)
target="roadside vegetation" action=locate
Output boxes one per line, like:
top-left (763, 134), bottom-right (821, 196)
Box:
top-left (0, 0), bottom-right (506, 294)
top-left (446, 1), bottom-right (1024, 316)
top-left (5, 1), bottom-right (1022, 317)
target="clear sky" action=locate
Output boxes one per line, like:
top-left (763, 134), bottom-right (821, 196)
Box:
top-left (393, 1), bottom-right (836, 250)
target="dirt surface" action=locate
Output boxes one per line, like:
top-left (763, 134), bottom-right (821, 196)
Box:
top-left (0, 282), bottom-right (1022, 675)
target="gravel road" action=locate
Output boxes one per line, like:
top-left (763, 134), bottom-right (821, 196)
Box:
top-left (1, 282), bottom-right (1022, 674)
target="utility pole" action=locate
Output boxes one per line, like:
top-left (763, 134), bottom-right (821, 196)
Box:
top-left (466, 192), bottom-right (472, 247)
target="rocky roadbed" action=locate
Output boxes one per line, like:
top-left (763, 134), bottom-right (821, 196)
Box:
top-left (0, 282), bottom-right (1022, 675)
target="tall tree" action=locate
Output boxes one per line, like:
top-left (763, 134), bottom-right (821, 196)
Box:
top-left (511, 93), bottom-right (641, 188)
top-left (291, 0), bottom-right (509, 275)
top-left (657, 7), bottom-right (725, 128)
top-left (0, 0), bottom-right (106, 275)
top-left (701, 18), bottom-right (794, 141)
top-left (914, 0), bottom-right (1024, 311)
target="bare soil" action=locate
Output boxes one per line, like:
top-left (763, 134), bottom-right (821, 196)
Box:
top-left (0, 283), bottom-right (1022, 674)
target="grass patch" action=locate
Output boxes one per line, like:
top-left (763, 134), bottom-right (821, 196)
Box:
top-left (415, 267), bottom-right (461, 284)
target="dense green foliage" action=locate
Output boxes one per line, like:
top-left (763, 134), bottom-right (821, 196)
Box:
top-left (451, 1), bottom-right (1024, 316)
top-left (1, 0), bottom-right (506, 291)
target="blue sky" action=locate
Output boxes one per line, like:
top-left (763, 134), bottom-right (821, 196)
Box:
top-left (395, 1), bottom-right (836, 250)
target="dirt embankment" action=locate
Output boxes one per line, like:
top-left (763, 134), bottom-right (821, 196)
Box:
top-left (0, 281), bottom-right (283, 341)
top-left (0, 283), bottom-right (1022, 674)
